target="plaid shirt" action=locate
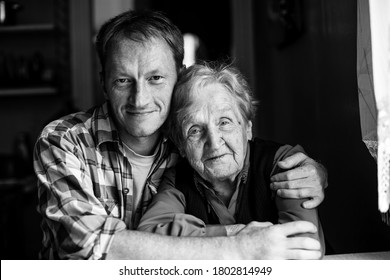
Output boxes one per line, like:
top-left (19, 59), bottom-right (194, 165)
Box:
top-left (34, 102), bottom-right (178, 259)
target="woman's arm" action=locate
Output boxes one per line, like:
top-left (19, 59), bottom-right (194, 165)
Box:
top-left (270, 145), bottom-right (328, 209)
top-left (275, 196), bottom-right (325, 254)
top-left (272, 145), bottom-right (326, 256)
top-left (138, 168), bottom-right (227, 236)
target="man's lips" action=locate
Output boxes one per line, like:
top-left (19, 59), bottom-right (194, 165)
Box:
top-left (126, 109), bottom-right (156, 115)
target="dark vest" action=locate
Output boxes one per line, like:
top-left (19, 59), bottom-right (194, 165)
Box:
top-left (175, 138), bottom-right (282, 225)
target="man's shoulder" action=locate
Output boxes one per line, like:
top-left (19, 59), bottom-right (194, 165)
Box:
top-left (40, 110), bottom-right (94, 139)
top-left (250, 137), bottom-right (304, 161)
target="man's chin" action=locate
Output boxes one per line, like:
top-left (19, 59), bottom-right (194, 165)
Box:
top-left (127, 127), bottom-right (160, 138)
top-left (129, 131), bottom-right (156, 138)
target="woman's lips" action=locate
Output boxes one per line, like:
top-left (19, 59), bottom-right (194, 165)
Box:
top-left (205, 153), bottom-right (229, 162)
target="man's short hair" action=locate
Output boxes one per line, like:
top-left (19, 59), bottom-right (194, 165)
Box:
top-left (95, 10), bottom-right (184, 73)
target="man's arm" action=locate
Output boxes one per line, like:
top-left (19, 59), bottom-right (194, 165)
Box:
top-left (34, 129), bottom-right (125, 259)
top-left (270, 149), bottom-right (328, 209)
top-left (108, 220), bottom-right (322, 260)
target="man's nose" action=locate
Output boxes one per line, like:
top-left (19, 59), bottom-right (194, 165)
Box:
top-left (129, 82), bottom-right (151, 107)
top-left (206, 127), bottom-right (224, 150)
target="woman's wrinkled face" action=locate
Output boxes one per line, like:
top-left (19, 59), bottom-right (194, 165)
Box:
top-left (181, 83), bottom-right (252, 184)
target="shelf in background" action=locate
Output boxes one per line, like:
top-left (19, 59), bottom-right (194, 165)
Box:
top-left (0, 23), bottom-right (56, 33)
top-left (0, 86), bottom-right (57, 96)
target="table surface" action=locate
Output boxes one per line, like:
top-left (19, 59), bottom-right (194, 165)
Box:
top-left (324, 251), bottom-right (390, 260)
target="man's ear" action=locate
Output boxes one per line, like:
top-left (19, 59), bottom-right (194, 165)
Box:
top-left (179, 64), bottom-right (186, 74)
top-left (100, 71), bottom-right (108, 99)
top-left (246, 120), bottom-right (253, 140)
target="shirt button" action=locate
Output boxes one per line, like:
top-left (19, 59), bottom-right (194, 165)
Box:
top-left (123, 188), bottom-right (129, 194)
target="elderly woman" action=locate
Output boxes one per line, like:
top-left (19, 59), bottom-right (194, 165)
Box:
top-left (138, 63), bottom-right (324, 256)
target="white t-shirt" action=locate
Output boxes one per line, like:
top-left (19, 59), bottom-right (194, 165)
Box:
top-left (123, 143), bottom-right (156, 213)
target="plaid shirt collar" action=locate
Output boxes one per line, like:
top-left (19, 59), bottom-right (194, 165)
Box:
top-left (91, 102), bottom-right (122, 147)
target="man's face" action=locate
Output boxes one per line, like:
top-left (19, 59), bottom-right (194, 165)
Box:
top-left (103, 37), bottom-right (177, 143)
top-left (181, 83), bottom-right (252, 184)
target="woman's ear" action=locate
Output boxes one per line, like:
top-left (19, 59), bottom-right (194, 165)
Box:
top-left (178, 146), bottom-right (186, 158)
top-left (246, 120), bottom-right (253, 140)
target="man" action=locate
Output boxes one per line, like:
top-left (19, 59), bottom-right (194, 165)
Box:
top-left (34, 10), bottom-right (327, 260)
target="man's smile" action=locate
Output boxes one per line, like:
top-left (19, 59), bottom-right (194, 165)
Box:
top-left (125, 109), bottom-right (157, 116)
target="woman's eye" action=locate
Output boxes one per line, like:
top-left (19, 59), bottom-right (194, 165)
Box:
top-left (220, 118), bottom-right (232, 126)
top-left (188, 126), bottom-right (202, 137)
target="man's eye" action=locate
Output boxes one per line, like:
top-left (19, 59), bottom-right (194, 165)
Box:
top-left (116, 79), bottom-right (130, 84)
top-left (148, 76), bottom-right (164, 83)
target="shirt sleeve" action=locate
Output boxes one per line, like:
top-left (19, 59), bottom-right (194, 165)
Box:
top-left (271, 144), bottom-right (325, 255)
top-left (34, 131), bottom-right (126, 259)
top-left (137, 167), bottom-right (227, 237)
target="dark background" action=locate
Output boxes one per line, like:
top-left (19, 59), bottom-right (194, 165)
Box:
top-left (1, 0), bottom-right (389, 259)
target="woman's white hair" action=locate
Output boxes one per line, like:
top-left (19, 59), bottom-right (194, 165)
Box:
top-left (166, 61), bottom-right (257, 148)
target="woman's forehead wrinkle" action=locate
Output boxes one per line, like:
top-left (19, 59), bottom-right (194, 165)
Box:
top-left (186, 100), bottom-right (236, 125)
top-left (182, 83), bottom-right (241, 130)
top-left (183, 104), bottom-right (208, 127)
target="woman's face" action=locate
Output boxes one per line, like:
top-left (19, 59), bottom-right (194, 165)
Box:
top-left (181, 83), bottom-right (252, 184)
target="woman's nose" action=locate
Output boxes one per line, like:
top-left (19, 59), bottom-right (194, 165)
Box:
top-left (206, 127), bottom-right (223, 150)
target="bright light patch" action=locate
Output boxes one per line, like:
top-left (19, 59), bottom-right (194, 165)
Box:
top-left (183, 33), bottom-right (200, 67)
